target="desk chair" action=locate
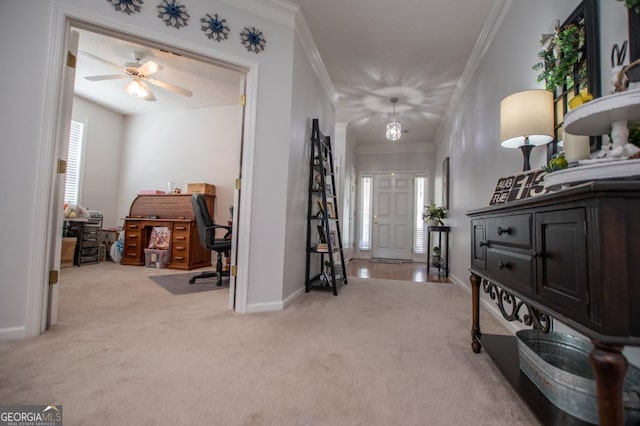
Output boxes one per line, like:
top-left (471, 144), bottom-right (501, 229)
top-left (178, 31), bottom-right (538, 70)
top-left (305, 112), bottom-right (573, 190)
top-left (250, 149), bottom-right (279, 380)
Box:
top-left (189, 193), bottom-right (232, 286)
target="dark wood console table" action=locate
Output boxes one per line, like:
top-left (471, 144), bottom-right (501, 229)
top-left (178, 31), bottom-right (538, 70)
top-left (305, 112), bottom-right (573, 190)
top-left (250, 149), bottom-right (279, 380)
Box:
top-left (122, 193), bottom-right (215, 270)
top-left (467, 180), bottom-right (640, 426)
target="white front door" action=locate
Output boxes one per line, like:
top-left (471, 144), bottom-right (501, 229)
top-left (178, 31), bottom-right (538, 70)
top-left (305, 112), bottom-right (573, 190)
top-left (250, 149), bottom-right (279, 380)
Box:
top-left (372, 173), bottom-right (413, 260)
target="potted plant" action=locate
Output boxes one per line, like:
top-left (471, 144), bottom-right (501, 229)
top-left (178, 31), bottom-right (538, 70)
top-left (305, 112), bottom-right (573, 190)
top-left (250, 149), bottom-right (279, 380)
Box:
top-left (423, 202), bottom-right (447, 226)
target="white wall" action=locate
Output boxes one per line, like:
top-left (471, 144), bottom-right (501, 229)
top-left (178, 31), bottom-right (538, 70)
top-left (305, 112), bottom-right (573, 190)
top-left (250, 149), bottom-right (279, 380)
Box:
top-left (333, 124), bottom-right (357, 260)
top-left (434, 0), bottom-right (637, 364)
top-left (281, 34), bottom-right (335, 303)
top-left (118, 106), bottom-right (239, 225)
top-left (357, 150), bottom-right (433, 174)
top-left (0, 0), bottom-right (334, 337)
top-left (72, 96), bottom-right (124, 229)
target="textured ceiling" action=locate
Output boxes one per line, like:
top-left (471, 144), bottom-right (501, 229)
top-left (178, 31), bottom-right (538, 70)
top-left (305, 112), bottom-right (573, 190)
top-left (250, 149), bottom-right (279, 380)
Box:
top-left (74, 0), bottom-right (498, 146)
top-left (289, 0), bottom-right (497, 146)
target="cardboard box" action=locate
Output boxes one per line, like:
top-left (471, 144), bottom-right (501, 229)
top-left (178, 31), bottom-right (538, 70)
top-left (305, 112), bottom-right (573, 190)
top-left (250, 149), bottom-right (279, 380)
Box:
top-left (144, 248), bottom-right (171, 269)
top-left (186, 183), bottom-right (216, 195)
top-left (139, 190), bottom-right (166, 195)
top-left (61, 237), bottom-right (77, 267)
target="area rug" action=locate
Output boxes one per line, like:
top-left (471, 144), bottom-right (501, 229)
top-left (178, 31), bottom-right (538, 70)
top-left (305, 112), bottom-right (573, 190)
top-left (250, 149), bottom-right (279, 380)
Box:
top-left (148, 273), bottom-right (228, 295)
top-left (368, 258), bottom-right (409, 264)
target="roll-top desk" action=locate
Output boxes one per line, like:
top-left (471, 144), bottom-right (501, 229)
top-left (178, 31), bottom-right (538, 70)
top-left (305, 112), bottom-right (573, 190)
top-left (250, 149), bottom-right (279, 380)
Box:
top-left (122, 194), bottom-right (215, 270)
top-left (467, 180), bottom-right (640, 425)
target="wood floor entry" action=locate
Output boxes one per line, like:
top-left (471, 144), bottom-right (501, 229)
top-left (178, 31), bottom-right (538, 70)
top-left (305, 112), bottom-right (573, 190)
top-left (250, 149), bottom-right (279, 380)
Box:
top-left (346, 259), bottom-right (449, 284)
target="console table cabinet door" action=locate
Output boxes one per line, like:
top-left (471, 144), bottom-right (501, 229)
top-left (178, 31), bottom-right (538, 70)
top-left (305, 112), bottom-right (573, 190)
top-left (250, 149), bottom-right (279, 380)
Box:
top-left (471, 219), bottom-right (487, 270)
top-left (535, 208), bottom-right (589, 321)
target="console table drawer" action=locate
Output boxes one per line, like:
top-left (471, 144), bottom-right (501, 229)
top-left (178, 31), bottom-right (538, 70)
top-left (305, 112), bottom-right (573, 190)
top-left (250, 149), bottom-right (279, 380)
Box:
top-left (486, 248), bottom-right (534, 293)
top-left (486, 214), bottom-right (532, 249)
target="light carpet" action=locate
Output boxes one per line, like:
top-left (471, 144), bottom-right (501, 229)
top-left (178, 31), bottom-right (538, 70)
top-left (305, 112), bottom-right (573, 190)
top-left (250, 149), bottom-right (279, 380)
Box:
top-left (0, 262), bottom-right (538, 425)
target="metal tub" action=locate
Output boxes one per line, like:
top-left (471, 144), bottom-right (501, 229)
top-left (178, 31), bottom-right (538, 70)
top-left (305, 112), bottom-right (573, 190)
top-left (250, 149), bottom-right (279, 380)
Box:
top-left (516, 330), bottom-right (640, 424)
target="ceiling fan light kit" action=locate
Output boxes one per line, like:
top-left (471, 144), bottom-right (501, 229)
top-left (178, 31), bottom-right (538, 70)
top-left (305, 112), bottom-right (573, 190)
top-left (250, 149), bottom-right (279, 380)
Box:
top-left (386, 97), bottom-right (402, 141)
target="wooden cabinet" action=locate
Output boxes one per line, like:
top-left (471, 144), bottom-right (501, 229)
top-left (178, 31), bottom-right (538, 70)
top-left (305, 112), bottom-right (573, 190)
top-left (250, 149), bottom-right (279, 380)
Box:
top-left (121, 194), bottom-right (215, 270)
top-left (468, 181), bottom-right (640, 425)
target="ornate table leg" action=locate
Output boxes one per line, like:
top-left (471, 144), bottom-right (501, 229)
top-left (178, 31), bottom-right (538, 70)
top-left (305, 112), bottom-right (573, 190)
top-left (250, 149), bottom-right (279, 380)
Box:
top-left (589, 341), bottom-right (628, 426)
top-left (470, 273), bottom-right (482, 353)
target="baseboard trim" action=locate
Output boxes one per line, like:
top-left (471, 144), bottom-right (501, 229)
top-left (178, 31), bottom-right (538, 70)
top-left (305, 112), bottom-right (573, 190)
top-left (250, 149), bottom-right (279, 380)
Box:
top-left (246, 301), bottom-right (283, 313)
top-left (283, 286), bottom-right (305, 309)
top-left (0, 326), bottom-right (26, 340)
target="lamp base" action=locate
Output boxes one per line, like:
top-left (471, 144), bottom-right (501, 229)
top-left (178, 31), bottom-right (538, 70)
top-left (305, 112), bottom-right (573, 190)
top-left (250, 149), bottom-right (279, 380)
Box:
top-left (519, 144), bottom-right (535, 171)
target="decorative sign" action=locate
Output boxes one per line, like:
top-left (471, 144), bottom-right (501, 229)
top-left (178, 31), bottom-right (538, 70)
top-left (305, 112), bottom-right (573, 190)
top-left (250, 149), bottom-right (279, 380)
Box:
top-left (489, 169), bottom-right (548, 205)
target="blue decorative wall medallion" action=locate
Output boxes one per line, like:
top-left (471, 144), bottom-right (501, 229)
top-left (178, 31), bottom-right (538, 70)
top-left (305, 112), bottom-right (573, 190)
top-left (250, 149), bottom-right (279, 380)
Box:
top-left (157, 0), bottom-right (189, 29)
top-left (240, 26), bottom-right (266, 54)
top-left (201, 13), bottom-right (230, 42)
top-left (107, 0), bottom-right (143, 15)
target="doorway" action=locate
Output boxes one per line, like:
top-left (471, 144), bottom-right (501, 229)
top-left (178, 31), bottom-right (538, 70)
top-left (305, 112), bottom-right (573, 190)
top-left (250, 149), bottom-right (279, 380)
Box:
top-left (371, 173), bottom-right (413, 260)
top-left (46, 17), bottom-right (254, 328)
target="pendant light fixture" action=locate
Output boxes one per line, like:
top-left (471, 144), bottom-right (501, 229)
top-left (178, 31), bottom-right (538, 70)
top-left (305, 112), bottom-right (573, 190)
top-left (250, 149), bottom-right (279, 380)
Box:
top-left (386, 97), bottom-right (401, 141)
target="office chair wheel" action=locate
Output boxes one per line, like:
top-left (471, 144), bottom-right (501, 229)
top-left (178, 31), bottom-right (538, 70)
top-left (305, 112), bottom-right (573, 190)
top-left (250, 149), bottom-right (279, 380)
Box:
top-left (189, 277), bottom-right (196, 284)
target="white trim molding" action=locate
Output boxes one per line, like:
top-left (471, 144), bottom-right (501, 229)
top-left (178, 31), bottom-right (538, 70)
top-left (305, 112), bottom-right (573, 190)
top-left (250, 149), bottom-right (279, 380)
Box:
top-left (434, 0), bottom-right (512, 145)
top-left (294, 9), bottom-right (338, 104)
top-left (0, 327), bottom-right (27, 340)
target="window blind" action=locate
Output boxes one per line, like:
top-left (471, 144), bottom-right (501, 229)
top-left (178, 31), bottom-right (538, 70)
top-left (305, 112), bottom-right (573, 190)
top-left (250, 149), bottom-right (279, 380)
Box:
top-left (414, 176), bottom-right (426, 254)
top-left (64, 120), bottom-right (84, 205)
top-left (359, 176), bottom-right (372, 250)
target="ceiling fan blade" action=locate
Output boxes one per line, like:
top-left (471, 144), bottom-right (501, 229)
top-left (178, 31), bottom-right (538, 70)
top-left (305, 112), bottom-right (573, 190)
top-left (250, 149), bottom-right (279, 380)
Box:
top-left (79, 51), bottom-right (126, 73)
top-left (136, 60), bottom-right (163, 76)
top-left (147, 78), bottom-right (193, 97)
top-left (85, 74), bottom-right (126, 81)
top-left (141, 82), bottom-right (157, 102)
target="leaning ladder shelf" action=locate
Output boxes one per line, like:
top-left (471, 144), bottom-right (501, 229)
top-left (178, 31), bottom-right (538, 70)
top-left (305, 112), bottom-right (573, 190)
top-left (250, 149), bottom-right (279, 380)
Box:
top-left (305, 118), bottom-right (348, 295)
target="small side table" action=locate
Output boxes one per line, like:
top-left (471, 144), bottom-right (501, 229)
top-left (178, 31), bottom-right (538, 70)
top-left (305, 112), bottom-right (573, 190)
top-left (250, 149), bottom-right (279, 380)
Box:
top-left (427, 225), bottom-right (451, 277)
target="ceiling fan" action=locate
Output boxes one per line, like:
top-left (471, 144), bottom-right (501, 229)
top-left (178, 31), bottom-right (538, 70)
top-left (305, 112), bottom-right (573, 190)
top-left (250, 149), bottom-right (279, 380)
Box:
top-left (80, 51), bottom-right (193, 101)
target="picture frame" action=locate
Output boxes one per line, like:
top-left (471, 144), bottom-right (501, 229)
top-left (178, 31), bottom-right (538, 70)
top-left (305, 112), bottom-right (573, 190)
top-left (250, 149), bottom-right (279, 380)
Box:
top-left (442, 156), bottom-right (450, 210)
top-left (330, 230), bottom-right (337, 246)
top-left (315, 200), bottom-right (325, 217)
top-left (326, 201), bottom-right (336, 219)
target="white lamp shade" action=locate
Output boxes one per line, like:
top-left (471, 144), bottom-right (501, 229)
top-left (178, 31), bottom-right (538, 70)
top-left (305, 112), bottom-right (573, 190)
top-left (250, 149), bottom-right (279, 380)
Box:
top-left (500, 89), bottom-right (554, 148)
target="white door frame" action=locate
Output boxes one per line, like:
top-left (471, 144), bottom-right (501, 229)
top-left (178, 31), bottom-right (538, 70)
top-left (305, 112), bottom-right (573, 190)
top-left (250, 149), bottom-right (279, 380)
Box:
top-left (28, 5), bottom-right (259, 334)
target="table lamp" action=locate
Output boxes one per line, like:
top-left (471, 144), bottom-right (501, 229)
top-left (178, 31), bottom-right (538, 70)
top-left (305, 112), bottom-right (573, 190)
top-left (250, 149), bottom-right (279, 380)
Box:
top-left (500, 89), bottom-right (554, 171)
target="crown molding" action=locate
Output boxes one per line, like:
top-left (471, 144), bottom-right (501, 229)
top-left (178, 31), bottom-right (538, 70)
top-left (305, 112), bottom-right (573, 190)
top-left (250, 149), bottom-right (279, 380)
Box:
top-left (433, 0), bottom-right (512, 145)
top-left (219, 0), bottom-right (299, 28)
top-left (356, 142), bottom-right (436, 155)
top-left (221, 0), bottom-right (338, 105)
top-left (294, 10), bottom-right (338, 104)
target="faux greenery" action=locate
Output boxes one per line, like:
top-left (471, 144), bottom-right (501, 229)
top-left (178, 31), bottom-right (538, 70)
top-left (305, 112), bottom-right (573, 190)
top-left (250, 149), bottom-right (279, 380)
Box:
top-left (617, 0), bottom-right (640, 14)
top-left (630, 124), bottom-right (640, 147)
top-left (422, 202), bottom-right (447, 225)
top-left (533, 24), bottom-right (585, 92)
